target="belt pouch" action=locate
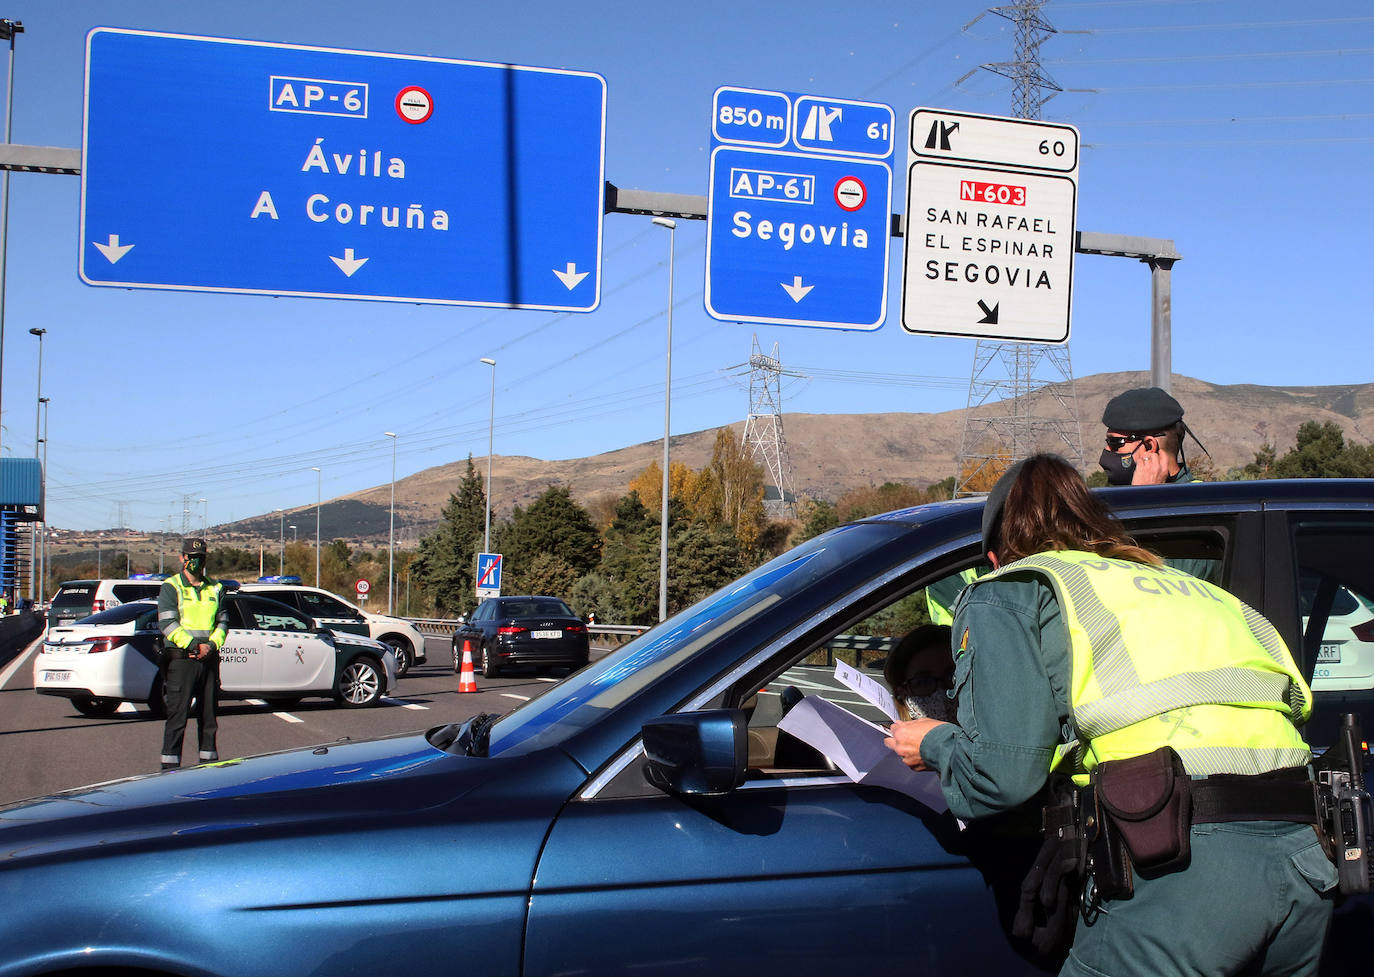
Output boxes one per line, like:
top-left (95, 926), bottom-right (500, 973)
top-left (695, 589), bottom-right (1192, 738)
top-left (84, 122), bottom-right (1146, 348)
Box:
top-left (1095, 745), bottom-right (1192, 876)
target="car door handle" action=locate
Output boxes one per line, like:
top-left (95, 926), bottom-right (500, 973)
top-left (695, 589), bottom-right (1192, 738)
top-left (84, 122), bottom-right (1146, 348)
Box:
top-left (267, 640), bottom-right (284, 648)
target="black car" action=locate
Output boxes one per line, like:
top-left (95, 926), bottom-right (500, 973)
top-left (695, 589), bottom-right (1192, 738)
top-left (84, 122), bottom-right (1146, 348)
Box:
top-left (452, 595), bottom-right (589, 677)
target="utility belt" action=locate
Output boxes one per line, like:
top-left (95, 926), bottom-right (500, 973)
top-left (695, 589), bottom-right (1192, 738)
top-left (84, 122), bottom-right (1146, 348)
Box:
top-left (1012, 746), bottom-right (1323, 955)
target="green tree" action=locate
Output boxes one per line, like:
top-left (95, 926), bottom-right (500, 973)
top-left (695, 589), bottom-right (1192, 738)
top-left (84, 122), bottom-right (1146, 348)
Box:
top-left (600, 491), bottom-right (662, 624)
top-left (569, 571), bottom-right (618, 621)
top-left (1270, 422), bottom-right (1374, 479)
top-left (411, 458), bottom-right (486, 616)
top-left (794, 498), bottom-right (839, 543)
top-left (668, 521), bottom-right (747, 613)
top-left (515, 552), bottom-right (581, 599)
top-left (494, 485), bottom-right (601, 590)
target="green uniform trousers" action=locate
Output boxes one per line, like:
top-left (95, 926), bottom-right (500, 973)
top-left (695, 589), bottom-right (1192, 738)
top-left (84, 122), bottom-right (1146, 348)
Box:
top-left (1062, 821), bottom-right (1337, 977)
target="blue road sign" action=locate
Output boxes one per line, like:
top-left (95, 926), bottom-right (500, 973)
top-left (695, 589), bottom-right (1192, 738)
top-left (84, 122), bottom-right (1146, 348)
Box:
top-left (476, 552), bottom-right (503, 596)
top-left (706, 86), bottom-right (893, 330)
top-left (80, 29), bottom-right (606, 311)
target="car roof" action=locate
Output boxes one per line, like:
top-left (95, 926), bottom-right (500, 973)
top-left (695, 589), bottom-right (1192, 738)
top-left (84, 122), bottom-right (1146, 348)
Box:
top-left (859, 478), bottom-right (1374, 529)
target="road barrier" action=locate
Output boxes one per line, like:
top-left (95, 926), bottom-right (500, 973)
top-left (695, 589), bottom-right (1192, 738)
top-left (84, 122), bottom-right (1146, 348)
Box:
top-left (406, 617), bottom-right (648, 648)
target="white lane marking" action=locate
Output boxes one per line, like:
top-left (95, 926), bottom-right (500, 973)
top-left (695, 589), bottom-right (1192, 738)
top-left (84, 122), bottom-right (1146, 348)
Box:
top-left (117, 701), bottom-right (149, 714)
top-left (383, 696), bottom-right (428, 710)
top-left (537, 677), bottom-right (558, 683)
top-left (0, 635), bottom-right (43, 689)
top-left (246, 698), bottom-right (304, 724)
top-left (501, 693), bottom-right (531, 702)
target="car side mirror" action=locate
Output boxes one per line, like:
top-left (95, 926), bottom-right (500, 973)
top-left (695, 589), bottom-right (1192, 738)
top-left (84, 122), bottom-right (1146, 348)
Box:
top-left (641, 710), bottom-right (748, 796)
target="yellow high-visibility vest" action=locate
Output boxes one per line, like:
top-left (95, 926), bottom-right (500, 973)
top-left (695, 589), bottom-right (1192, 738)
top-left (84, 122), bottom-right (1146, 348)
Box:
top-left (975, 550), bottom-right (1312, 778)
top-left (166, 574), bottom-right (227, 650)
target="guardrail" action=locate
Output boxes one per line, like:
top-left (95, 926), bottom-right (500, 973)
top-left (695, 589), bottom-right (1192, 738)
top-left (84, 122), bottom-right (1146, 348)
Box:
top-left (405, 617), bottom-right (649, 647)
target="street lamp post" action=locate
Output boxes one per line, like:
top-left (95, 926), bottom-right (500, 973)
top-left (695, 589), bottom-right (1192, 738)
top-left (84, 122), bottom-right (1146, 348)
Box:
top-left (311, 466), bottom-right (321, 588)
top-left (27, 326), bottom-right (44, 599)
top-left (275, 508), bottom-right (284, 576)
top-left (289, 524), bottom-right (297, 543)
top-left (480, 357), bottom-right (496, 553)
top-left (384, 432), bottom-right (397, 615)
top-left (0, 19), bottom-right (24, 464)
top-left (651, 217), bottom-right (676, 622)
top-left (199, 498), bottom-right (208, 536)
top-left (37, 395), bottom-right (47, 602)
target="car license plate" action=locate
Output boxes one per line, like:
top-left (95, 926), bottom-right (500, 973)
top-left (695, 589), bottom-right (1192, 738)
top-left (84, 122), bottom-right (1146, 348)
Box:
top-left (532, 630), bottom-right (562, 639)
top-left (1318, 643), bottom-right (1342, 663)
top-left (44, 670), bottom-right (72, 682)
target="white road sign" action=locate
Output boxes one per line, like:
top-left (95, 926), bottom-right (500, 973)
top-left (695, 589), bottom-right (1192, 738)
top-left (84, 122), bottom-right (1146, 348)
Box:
top-left (901, 108), bottom-right (1079, 344)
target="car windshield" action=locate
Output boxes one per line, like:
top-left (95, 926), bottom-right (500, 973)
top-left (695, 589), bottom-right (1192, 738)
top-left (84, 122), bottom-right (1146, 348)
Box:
top-left (485, 521), bottom-right (906, 757)
top-left (50, 586), bottom-right (96, 608)
top-left (69, 600), bottom-right (156, 625)
top-left (501, 598), bottom-right (574, 618)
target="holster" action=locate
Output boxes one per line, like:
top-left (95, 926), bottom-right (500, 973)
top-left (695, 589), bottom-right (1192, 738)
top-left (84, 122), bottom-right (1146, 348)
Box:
top-left (1012, 779), bottom-right (1083, 955)
top-left (1093, 745), bottom-right (1192, 880)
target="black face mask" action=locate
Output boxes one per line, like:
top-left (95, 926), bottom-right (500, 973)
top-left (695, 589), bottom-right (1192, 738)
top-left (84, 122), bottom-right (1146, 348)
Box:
top-left (1098, 448), bottom-right (1136, 486)
top-left (186, 556), bottom-right (206, 574)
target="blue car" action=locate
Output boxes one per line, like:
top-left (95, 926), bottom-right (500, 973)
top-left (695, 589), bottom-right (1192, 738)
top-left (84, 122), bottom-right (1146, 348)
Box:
top-left (2, 480), bottom-right (1372, 976)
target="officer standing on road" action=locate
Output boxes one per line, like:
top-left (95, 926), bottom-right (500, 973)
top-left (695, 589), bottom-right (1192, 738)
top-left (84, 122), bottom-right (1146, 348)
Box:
top-left (885, 455), bottom-right (1335, 977)
top-left (157, 537), bottom-right (229, 770)
top-left (1100, 386), bottom-right (1206, 484)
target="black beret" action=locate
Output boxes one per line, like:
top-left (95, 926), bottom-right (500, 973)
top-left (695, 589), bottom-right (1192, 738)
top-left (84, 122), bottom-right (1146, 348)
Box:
top-left (1102, 387), bottom-right (1184, 432)
top-left (181, 537), bottom-right (208, 556)
top-left (981, 459), bottom-right (1028, 558)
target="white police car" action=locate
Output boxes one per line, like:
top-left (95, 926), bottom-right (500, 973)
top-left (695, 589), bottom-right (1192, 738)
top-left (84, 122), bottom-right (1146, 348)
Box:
top-left (239, 578), bottom-right (428, 676)
top-left (34, 592), bottom-right (396, 717)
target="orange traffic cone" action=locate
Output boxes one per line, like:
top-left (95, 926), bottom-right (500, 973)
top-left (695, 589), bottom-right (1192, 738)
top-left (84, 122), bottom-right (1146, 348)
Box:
top-left (458, 639), bottom-right (478, 693)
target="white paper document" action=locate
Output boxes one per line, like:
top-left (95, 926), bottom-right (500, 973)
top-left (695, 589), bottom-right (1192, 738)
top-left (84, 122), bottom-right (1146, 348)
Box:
top-left (833, 659), bottom-right (901, 722)
top-left (777, 694), bottom-right (949, 814)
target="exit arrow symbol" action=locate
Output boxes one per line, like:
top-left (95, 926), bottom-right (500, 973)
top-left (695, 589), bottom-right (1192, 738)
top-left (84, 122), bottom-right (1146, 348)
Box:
top-left (330, 248), bottom-right (369, 277)
top-left (93, 234), bottom-right (135, 264)
top-left (781, 276), bottom-right (814, 303)
top-left (977, 299), bottom-right (999, 324)
top-left (553, 262), bottom-right (589, 290)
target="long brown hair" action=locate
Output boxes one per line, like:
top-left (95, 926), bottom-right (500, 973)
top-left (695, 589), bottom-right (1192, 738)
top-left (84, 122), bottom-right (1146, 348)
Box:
top-left (995, 454), bottom-right (1162, 566)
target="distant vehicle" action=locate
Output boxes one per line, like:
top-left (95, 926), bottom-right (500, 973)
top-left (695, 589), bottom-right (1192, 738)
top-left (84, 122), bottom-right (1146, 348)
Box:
top-left (45, 576), bottom-right (166, 631)
top-left (452, 595), bottom-right (589, 677)
top-left (239, 581), bottom-right (427, 676)
top-left (34, 594), bottom-right (396, 716)
top-left (1304, 576), bottom-right (1374, 692)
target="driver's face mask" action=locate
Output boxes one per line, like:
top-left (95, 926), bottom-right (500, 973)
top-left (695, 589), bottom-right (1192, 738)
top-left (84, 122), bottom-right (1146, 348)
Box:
top-left (901, 692), bottom-right (958, 723)
top-left (1098, 447), bottom-right (1137, 486)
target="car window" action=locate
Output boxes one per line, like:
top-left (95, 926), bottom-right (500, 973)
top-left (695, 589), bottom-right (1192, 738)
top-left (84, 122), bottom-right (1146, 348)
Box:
top-left (50, 585), bottom-right (97, 608)
top-left (236, 596), bottom-right (314, 633)
top-left (295, 590), bottom-right (357, 617)
top-left (112, 583), bottom-right (162, 602)
top-left (486, 521), bottom-right (909, 757)
top-left (529, 599), bottom-right (574, 617)
top-left (1286, 516), bottom-right (1374, 746)
top-left (71, 601), bottom-right (156, 626)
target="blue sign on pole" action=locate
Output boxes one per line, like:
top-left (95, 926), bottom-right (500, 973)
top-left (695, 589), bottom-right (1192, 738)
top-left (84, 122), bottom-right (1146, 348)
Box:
top-left (80, 29), bottom-right (606, 311)
top-left (476, 552), bottom-right (502, 596)
top-left (706, 86), bottom-right (894, 330)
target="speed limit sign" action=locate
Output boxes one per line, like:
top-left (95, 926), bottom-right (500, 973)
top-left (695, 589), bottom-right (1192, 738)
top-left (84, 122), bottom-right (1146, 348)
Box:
top-left (355, 579), bottom-right (371, 597)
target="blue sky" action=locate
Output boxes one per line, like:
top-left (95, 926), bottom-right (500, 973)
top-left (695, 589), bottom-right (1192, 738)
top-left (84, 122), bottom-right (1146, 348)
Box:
top-left (3, 0), bottom-right (1371, 531)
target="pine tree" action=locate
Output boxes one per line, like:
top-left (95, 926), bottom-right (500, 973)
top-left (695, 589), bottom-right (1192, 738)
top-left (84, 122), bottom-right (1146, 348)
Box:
top-left (411, 458), bottom-right (486, 616)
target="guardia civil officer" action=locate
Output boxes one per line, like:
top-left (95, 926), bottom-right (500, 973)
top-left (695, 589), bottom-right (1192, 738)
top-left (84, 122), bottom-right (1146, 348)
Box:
top-left (886, 455), bottom-right (1335, 977)
top-left (157, 537), bottom-right (229, 770)
top-left (1100, 386), bottom-right (1206, 485)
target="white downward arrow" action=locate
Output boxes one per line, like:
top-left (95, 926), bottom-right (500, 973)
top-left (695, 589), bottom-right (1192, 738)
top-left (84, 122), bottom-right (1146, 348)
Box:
top-left (330, 248), bottom-right (369, 277)
top-left (93, 234), bottom-right (135, 264)
top-left (553, 262), bottom-right (589, 290)
top-left (781, 276), bottom-right (814, 303)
